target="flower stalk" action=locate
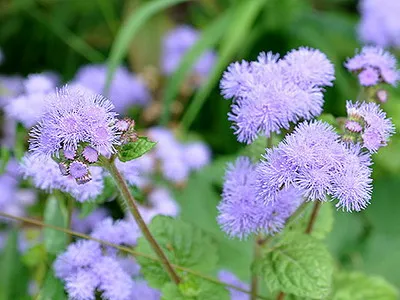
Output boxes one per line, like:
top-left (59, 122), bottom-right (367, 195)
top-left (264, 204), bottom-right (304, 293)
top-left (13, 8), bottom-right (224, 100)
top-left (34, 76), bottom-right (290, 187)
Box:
top-left (102, 155), bottom-right (181, 285)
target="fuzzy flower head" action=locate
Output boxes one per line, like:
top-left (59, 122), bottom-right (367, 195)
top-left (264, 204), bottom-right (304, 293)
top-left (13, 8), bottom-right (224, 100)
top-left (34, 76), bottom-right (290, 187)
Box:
top-left (280, 47), bottom-right (335, 89)
top-left (73, 64), bottom-right (150, 113)
top-left (256, 120), bottom-right (374, 212)
top-left (28, 85), bottom-right (121, 183)
top-left (161, 25), bottom-right (217, 81)
top-left (345, 46), bottom-right (399, 86)
top-left (217, 157), bottom-right (302, 239)
top-left (358, 0), bottom-right (400, 48)
top-left (345, 101), bottom-right (395, 152)
top-left (221, 49), bottom-right (333, 143)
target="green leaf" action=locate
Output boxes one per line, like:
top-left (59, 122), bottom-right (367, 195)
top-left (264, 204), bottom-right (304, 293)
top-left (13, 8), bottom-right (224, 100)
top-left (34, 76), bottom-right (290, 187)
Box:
top-left (44, 196), bottom-right (68, 254)
top-left (161, 275), bottom-right (229, 300)
top-left (118, 137), bottom-right (157, 162)
top-left (0, 229), bottom-right (29, 299)
top-left (0, 146), bottom-right (10, 174)
top-left (331, 272), bottom-right (398, 300)
top-left (37, 269), bottom-right (67, 300)
top-left (288, 202), bottom-right (334, 240)
top-left (259, 233), bottom-right (333, 299)
top-left (136, 216), bottom-right (219, 289)
top-left (181, 0), bottom-right (265, 130)
top-left (160, 10), bottom-right (231, 125)
top-left (106, 0), bottom-right (190, 92)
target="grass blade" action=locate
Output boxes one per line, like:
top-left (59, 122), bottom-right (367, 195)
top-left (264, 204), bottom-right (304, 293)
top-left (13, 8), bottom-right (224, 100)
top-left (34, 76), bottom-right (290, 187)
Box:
top-left (105, 0), bottom-right (191, 93)
top-left (180, 0), bottom-right (265, 131)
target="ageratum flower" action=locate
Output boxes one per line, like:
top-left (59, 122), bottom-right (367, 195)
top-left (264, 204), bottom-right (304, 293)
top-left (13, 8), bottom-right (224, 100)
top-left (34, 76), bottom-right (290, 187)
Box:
top-left (345, 46), bottom-right (399, 86)
top-left (161, 25), bottom-right (217, 79)
top-left (256, 121), bottom-right (374, 212)
top-left (73, 64), bottom-right (150, 113)
top-left (221, 48), bottom-right (334, 144)
top-left (346, 101), bottom-right (395, 152)
top-left (358, 0), bottom-right (400, 48)
top-left (218, 270), bottom-right (249, 300)
top-left (217, 157), bottom-right (303, 239)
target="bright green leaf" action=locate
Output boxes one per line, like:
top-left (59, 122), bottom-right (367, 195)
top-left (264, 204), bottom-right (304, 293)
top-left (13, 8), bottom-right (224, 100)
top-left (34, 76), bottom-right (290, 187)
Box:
top-left (331, 272), bottom-right (398, 300)
top-left (136, 216), bottom-right (219, 289)
top-left (44, 196), bottom-right (68, 254)
top-left (118, 137), bottom-right (156, 162)
top-left (259, 233), bottom-right (333, 299)
top-left (162, 275), bottom-right (229, 300)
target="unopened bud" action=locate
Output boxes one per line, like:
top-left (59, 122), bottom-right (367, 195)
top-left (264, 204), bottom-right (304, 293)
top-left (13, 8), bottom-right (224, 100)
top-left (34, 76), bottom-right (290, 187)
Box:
top-left (58, 163), bottom-right (69, 176)
top-left (376, 89), bottom-right (388, 103)
top-left (76, 173), bottom-right (92, 185)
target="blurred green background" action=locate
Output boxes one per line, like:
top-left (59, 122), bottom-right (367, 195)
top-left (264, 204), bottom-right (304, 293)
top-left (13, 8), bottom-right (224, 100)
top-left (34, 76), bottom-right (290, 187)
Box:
top-left (1, 0), bottom-right (400, 292)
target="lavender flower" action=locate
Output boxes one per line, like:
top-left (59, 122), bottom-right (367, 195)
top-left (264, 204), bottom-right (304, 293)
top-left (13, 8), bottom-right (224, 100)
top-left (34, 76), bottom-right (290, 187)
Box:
top-left (115, 155), bottom-right (155, 188)
top-left (280, 47), bottom-right (335, 88)
top-left (91, 218), bottom-right (140, 247)
top-left (131, 281), bottom-right (160, 300)
top-left (218, 270), bottom-right (249, 300)
top-left (217, 157), bottom-right (302, 239)
top-left (346, 101), bottom-right (395, 152)
top-left (221, 49), bottom-right (332, 144)
top-left (0, 75), bottom-right (23, 107)
top-left (256, 121), bottom-right (374, 212)
top-left (358, 0), bottom-right (400, 48)
top-left (139, 188), bottom-right (180, 223)
top-left (345, 47), bottom-right (399, 86)
top-left (65, 269), bottom-right (99, 300)
top-left (183, 142), bottom-right (211, 170)
top-left (24, 73), bottom-right (57, 94)
top-left (73, 64), bottom-right (150, 113)
top-left (20, 153), bottom-right (104, 202)
top-left (71, 208), bottom-right (109, 234)
top-left (161, 25), bottom-right (216, 79)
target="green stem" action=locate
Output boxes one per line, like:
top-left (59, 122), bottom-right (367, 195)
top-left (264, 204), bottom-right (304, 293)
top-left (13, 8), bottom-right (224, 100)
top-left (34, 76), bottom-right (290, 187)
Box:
top-left (103, 156), bottom-right (181, 285)
top-left (250, 234), bottom-right (262, 300)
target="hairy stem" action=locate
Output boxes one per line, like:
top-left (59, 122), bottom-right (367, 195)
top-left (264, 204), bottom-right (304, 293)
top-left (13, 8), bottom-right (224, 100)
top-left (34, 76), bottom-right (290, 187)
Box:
top-left (276, 292), bottom-right (285, 300)
top-left (305, 201), bottom-right (321, 234)
top-left (103, 157), bottom-right (181, 285)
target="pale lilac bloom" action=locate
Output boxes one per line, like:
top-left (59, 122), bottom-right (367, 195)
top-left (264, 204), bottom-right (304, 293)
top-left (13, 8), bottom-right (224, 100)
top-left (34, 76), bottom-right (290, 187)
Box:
top-left (280, 47), bottom-right (335, 88)
top-left (0, 75), bottom-right (23, 107)
top-left (218, 270), bottom-right (248, 300)
top-left (29, 85), bottom-right (119, 156)
top-left (217, 157), bottom-right (302, 239)
top-left (91, 218), bottom-right (140, 247)
top-left (345, 46), bottom-right (399, 86)
top-left (183, 142), bottom-right (211, 170)
top-left (115, 155), bottom-right (155, 188)
top-left (131, 281), bottom-right (160, 300)
top-left (358, 0), bottom-right (400, 48)
top-left (161, 25), bottom-right (216, 79)
top-left (71, 208), bottom-right (109, 234)
top-left (221, 49), bottom-right (330, 143)
top-left (65, 269), bottom-right (99, 300)
top-left (346, 101), bottom-right (395, 152)
top-left (73, 64), bottom-right (150, 113)
top-left (256, 121), bottom-right (374, 212)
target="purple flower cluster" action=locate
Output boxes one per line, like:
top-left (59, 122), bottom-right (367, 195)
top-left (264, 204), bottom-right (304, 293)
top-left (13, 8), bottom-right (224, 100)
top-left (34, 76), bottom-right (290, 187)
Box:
top-left (345, 46), bottom-right (399, 86)
top-left (148, 127), bottom-right (211, 183)
top-left (358, 0), bottom-right (400, 48)
top-left (20, 153), bottom-right (104, 202)
top-left (71, 207), bottom-right (109, 234)
top-left (256, 121), bottom-right (374, 212)
top-left (72, 64), bottom-right (150, 114)
top-left (54, 218), bottom-right (159, 300)
top-left (161, 25), bottom-right (217, 80)
top-left (220, 48), bottom-right (335, 143)
top-left (138, 188), bottom-right (180, 223)
top-left (217, 157), bottom-right (303, 239)
top-left (346, 101), bottom-right (395, 152)
top-left (5, 73), bottom-right (58, 128)
top-left (0, 75), bottom-right (24, 107)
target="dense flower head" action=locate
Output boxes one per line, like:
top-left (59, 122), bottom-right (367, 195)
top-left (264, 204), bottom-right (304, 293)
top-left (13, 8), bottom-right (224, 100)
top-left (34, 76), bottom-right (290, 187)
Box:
top-left (221, 48), bottom-right (334, 143)
top-left (345, 46), bottom-right (399, 86)
top-left (280, 47), bottom-right (335, 89)
top-left (20, 153), bottom-right (104, 202)
top-left (71, 208), bottom-right (109, 234)
top-left (346, 101), bottom-right (395, 152)
top-left (29, 85), bottom-right (119, 158)
top-left (358, 0), bottom-right (400, 48)
top-left (218, 270), bottom-right (249, 300)
top-left (217, 157), bottom-right (303, 239)
top-left (54, 219), bottom-right (153, 300)
top-left (256, 120), bottom-right (374, 212)
top-left (161, 25), bottom-right (217, 79)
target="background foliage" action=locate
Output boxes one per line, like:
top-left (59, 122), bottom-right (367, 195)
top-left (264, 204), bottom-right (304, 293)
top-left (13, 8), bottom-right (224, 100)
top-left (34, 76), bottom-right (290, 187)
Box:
top-left (1, 0), bottom-right (400, 296)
